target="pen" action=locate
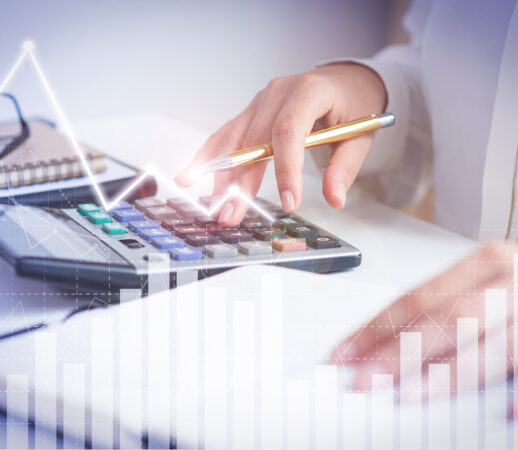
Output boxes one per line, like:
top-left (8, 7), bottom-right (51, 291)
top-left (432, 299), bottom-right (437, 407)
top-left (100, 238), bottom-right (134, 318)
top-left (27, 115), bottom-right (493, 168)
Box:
top-left (200, 112), bottom-right (395, 173)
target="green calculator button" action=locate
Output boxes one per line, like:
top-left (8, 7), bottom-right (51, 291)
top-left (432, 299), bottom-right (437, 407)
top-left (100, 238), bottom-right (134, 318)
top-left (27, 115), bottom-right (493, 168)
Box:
top-left (87, 212), bottom-right (112, 224)
top-left (77, 203), bottom-right (100, 215)
top-left (102, 222), bottom-right (127, 235)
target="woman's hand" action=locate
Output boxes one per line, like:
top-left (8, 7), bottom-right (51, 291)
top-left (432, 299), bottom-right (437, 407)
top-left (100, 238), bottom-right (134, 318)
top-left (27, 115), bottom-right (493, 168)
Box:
top-left (175, 63), bottom-right (387, 226)
top-left (331, 242), bottom-right (517, 392)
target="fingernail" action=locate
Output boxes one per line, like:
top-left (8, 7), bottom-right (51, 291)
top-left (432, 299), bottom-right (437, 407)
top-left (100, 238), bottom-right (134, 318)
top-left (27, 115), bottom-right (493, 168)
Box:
top-left (219, 202), bottom-right (234, 223)
top-left (281, 190), bottom-right (295, 211)
top-left (335, 182), bottom-right (346, 207)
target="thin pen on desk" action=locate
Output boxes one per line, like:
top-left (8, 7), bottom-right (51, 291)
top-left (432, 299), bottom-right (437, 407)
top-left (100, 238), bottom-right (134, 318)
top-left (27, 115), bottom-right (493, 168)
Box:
top-left (200, 113), bottom-right (395, 173)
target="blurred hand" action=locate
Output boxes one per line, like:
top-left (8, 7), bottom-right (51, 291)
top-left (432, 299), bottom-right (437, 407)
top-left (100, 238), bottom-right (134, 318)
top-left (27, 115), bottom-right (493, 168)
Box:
top-left (175, 63), bottom-right (386, 226)
top-left (331, 242), bottom-right (517, 393)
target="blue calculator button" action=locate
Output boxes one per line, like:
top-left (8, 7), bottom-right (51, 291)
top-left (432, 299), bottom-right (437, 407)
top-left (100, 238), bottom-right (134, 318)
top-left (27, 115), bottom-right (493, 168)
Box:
top-left (113, 208), bottom-right (145, 222)
top-left (151, 235), bottom-right (185, 249)
top-left (141, 228), bottom-right (172, 241)
top-left (169, 246), bottom-right (203, 261)
top-left (128, 219), bottom-right (159, 232)
top-left (109, 201), bottom-right (132, 212)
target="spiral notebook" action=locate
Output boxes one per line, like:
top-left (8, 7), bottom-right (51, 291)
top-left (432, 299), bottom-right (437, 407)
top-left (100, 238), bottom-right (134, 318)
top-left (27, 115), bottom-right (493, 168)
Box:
top-left (0, 120), bottom-right (106, 188)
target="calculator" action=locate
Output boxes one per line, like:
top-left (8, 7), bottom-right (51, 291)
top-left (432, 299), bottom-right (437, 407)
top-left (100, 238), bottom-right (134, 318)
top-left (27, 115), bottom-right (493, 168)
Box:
top-left (0, 196), bottom-right (361, 295)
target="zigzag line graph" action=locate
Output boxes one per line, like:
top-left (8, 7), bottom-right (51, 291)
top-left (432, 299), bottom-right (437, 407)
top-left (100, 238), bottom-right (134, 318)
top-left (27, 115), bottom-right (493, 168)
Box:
top-left (0, 41), bottom-right (274, 221)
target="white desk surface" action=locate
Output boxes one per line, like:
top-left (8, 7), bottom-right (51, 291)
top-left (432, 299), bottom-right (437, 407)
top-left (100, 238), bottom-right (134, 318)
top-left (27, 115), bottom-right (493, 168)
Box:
top-left (0, 114), bottom-right (477, 333)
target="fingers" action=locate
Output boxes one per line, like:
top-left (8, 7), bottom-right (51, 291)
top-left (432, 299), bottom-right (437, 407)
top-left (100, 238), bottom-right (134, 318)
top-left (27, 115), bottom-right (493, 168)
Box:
top-left (330, 242), bottom-right (518, 397)
top-left (175, 95), bottom-right (260, 188)
top-left (271, 74), bottom-right (333, 212)
top-left (322, 134), bottom-right (374, 209)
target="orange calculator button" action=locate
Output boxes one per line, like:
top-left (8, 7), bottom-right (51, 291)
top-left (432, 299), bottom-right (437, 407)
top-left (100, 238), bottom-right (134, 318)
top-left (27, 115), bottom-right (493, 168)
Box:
top-left (272, 238), bottom-right (306, 252)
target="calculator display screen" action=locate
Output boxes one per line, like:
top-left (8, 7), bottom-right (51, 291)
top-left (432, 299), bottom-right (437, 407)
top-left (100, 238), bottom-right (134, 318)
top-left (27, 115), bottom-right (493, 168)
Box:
top-left (0, 205), bottom-right (129, 266)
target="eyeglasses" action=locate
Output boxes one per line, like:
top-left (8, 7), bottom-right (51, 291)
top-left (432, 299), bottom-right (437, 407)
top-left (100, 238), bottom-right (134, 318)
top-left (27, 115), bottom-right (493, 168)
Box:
top-left (0, 93), bottom-right (30, 159)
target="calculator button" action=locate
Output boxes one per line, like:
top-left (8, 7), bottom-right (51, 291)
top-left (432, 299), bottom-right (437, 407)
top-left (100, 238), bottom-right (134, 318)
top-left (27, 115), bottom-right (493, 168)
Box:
top-left (151, 235), bottom-right (185, 249)
top-left (166, 197), bottom-right (190, 208)
top-left (145, 206), bottom-right (178, 220)
top-left (175, 204), bottom-right (203, 217)
top-left (77, 203), bottom-right (100, 215)
top-left (169, 246), bottom-right (203, 261)
top-left (102, 222), bottom-right (128, 235)
top-left (307, 235), bottom-right (340, 249)
top-left (140, 227), bottom-right (172, 241)
top-left (241, 219), bottom-right (269, 230)
top-left (119, 238), bottom-right (145, 249)
top-left (134, 198), bottom-right (164, 211)
top-left (253, 228), bottom-right (286, 241)
top-left (286, 225), bottom-right (319, 238)
top-left (243, 211), bottom-right (261, 220)
top-left (272, 238), bottom-right (306, 252)
top-left (87, 212), bottom-right (112, 224)
top-left (239, 241), bottom-right (273, 255)
top-left (109, 201), bottom-right (132, 212)
top-left (173, 226), bottom-right (207, 238)
top-left (205, 243), bottom-right (238, 258)
top-left (194, 216), bottom-right (218, 227)
top-left (220, 230), bottom-right (253, 244)
top-left (113, 208), bottom-right (145, 222)
top-left (208, 225), bottom-right (240, 236)
top-left (162, 217), bottom-right (194, 229)
top-left (273, 217), bottom-right (304, 228)
top-left (269, 208), bottom-right (290, 219)
top-left (186, 234), bottom-right (219, 247)
top-left (128, 219), bottom-right (159, 232)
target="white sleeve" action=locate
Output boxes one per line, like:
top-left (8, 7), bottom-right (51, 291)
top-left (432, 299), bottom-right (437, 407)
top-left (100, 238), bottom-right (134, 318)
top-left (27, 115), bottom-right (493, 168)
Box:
top-left (315, 0), bottom-right (435, 207)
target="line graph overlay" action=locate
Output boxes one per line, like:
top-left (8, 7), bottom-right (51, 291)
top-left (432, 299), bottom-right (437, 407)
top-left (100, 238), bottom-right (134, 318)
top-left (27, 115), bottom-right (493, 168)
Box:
top-left (0, 41), bottom-right (274, 222)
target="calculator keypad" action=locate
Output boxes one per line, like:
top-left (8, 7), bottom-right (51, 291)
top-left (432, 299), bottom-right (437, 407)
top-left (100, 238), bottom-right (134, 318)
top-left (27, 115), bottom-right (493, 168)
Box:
top-left (76, 196), bottom-right (346, 266)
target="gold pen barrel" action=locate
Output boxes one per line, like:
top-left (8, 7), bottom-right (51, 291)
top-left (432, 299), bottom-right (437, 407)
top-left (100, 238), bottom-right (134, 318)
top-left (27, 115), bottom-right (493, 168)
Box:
top-left (227, 113), bottom-right (394, 168)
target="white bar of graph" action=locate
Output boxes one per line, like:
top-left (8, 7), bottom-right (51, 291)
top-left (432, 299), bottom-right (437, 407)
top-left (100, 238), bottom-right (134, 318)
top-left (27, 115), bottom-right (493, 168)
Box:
top-left (456, 317), bottom-right (478, 450)
top-left (63, 363), bottom-right (85, 449)
top-left (35, 331), bottom-right (57, 449)
top-left (7, 374), bottom-right (28, 449)
top-left (204, 287), bottom-right (227, 449)
top-left (484, 288), bottom-right (507, 449)
top-left (399, 332), bottom-right (422, 449)
top-left (91, 317), bottom-right (114, 448)
top-left (119, 289), bottom-right (143, 449)
top-left (147, 254), bottom-right (171, 449)
top-left (314, 365), bottom-right (338, 449)
top-left (371, 374), bottom-right (394, 450)
top-left (286, 380), bottom-right (309, 450)
top-left (232, 300), bottom-right (255, 449)
top-left (428, 363), bottom-right (450, 450)
top-left (514, 254), bottom-right (518, 448)
top-left (342, 392), bottom-right (366, 450)
top-left (175, 282), bottom-right (200, 448)
top-left (260, 273), bottom-right (283, 449)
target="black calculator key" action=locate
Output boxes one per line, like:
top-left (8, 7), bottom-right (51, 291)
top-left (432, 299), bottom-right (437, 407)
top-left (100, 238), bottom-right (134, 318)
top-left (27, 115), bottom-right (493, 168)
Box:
top-left (240, 219), bottom-right (270, 230)
top-left (162, 217), bottom-right (194, 229)
top-left (186, 234), bottom-right (219, 247)
top-left (174, 226), bottom-right (207, 238)
top-left (307, 235), bottom-right (340, 249)
top-left (273, 217), bottom-right (304, 228)
top-left (270, 208), bottom-right (290, 219)
top-left (208, 225), bottom-right (240, 236)
top-left (253, 227), bottom-right (286, 241)
top-left (119, 238), bottom-right (145, 249)
top-left (166, 197), bottom-right (190, 208)
top-left (243, 211), bottom-right (261, 220)
top-left (134, 198), bottom-right (164, 211)
top-left (195, 216), bottom-right (218, 227)
top-left (220, 230), bottom-right (253, 244)
top-left (176, 205), bottom-right (205, 217)
top-left (286, 225), bottom-right (319, 238)
top-left (145, 205), bottom-right (178, 220)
